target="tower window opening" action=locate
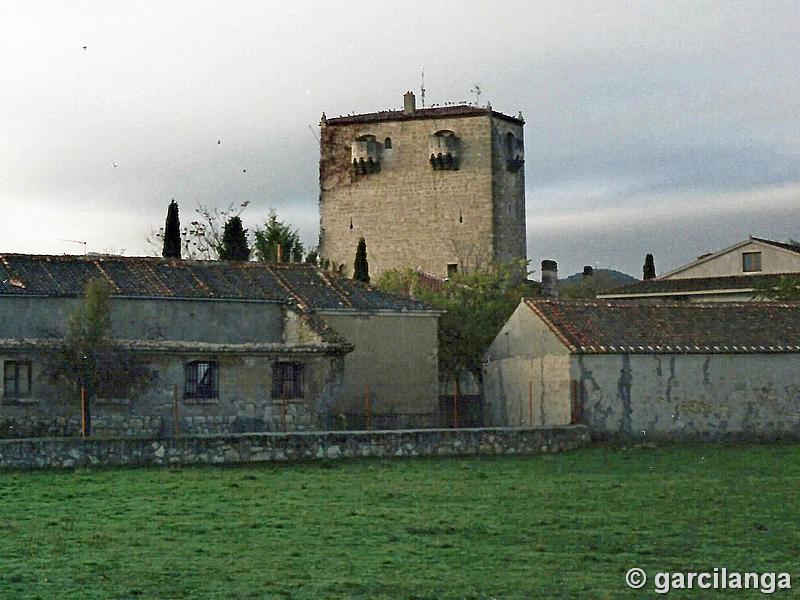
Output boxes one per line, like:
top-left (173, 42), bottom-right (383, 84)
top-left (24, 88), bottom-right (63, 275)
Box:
top-left (428, 130), bottom-right (460, 171)
top-left (384, 137), bottom-right (392, 149)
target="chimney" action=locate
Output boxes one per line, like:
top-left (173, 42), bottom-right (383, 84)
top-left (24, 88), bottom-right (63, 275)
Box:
top-left (403, 91), bottom-right (416, 115)
top-left (541, 259), bottom-right (559, 298)
top-left (582, 265), bottom-right (594, 279)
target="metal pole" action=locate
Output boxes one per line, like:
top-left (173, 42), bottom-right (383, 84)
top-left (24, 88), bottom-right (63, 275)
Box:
top-left (365, 384), bottom-right (371, 430)
top-left (173, 384), bottom-right (180, 437)
top-left (80, 386), bottom-right (86, 439)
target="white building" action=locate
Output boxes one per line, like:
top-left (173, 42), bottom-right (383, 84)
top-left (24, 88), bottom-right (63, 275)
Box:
top-left (600, 237), bottom-right (800, 302)
top-left (483, 298), bottom-right (800, 441)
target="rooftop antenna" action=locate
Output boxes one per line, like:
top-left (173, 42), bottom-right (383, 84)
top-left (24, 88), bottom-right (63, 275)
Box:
top-left (60, 239), bottom-right (88, 254)
top-left (420, 67), bottom-right (426, 108)
top-left (470, 84), bottom-right (482, 106)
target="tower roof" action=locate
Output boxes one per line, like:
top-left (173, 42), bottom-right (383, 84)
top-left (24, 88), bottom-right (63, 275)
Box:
top-left (324, 105), bottom-right (523, 127)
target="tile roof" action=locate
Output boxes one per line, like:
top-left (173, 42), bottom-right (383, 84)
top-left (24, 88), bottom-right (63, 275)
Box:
top-left (752, 237), bottom-right (800, 254)
top-left (600, 272), bottom-right (798, 297)
top-left (0, 254), bottom-right (432, 312)
top-left (524, 299), bottom-right (800, 354)
top-left (325, 105), bottom-right (523, 126)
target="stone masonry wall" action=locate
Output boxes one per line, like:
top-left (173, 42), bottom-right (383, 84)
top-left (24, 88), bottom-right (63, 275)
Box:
top-left (0, 426), bottom-right (590, 470)
top-left (491, 117), bottom-right (527, 265)
top-left (0, 353), bottom-right (343, 438)
top-left (319, 112), bottom-right (526, 279)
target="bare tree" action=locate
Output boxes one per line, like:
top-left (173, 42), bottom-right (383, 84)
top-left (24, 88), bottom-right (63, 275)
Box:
top-left (148, 201), bottom-right (250, 259)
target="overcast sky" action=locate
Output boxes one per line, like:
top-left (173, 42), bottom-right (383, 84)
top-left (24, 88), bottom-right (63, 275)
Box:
top-left (1, 1), bottom-right (798, 278)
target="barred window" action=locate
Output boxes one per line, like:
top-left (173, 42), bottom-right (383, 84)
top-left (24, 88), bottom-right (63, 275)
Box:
top-left (272, 362), bottom-right (303, 399)
top-left (184, 361), bottom-right (218, 400)
top-left (3, 360), bottom-right (32, 400)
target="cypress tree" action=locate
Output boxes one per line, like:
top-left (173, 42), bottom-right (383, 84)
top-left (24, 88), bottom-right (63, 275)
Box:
top-left (162, 199), bottom-right (181, 258)
top-left (353, 237), bottom-right (370, 283)
top-left (219, 216), bottom-right (250, 261)
top-left (643, 253), bottom-right (656, 280)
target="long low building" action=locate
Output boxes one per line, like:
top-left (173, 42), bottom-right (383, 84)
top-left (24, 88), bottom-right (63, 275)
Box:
top-left (483, 299), bottom-right (800, 441)
top-left (0, 254), bottom-right (441, 437)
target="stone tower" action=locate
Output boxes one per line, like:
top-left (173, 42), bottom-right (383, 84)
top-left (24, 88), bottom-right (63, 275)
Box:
top-left (318, 91), bottom-right (526, 279)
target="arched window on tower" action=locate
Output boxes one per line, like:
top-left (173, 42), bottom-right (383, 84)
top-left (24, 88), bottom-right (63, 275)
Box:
top-left (384, 137), bottom-right (392, 149)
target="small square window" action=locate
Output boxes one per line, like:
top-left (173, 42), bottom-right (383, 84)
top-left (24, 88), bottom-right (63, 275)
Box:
top-left (742, 252), bottom-right (762, 272)
top-left (3, 360), bottom-right (32, 400)
top-left (184, 361), bottom-right (218, 400)
top-left (447, 263), bottom-right (458, 278)
top-left (272, 362), bottom-right (303, 399)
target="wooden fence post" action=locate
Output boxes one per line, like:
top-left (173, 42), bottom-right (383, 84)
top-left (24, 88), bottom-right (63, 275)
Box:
top-left (80, 386), bottom-right (87, 439)
top-left (365, 384), bottom-right (371, 430)
top-left (452, 378), bottom-right (458, 429)
top-left (173, 384), bottom-right (180, 437)
top-left (528, 381), bottom-right (533, 426)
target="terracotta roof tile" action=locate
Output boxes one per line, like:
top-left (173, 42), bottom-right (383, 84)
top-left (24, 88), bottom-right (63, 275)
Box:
top-left (524, 299), bottom-right (800, 354)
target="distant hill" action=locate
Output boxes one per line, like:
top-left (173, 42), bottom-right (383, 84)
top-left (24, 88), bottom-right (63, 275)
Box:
top-left (559, 269), bottom-right (638, 294)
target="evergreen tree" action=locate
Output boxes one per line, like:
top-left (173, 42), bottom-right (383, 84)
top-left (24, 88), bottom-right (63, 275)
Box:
top-left (219, 216), bottom-right (250, 261)
top-left (353, 237), bottom-right (370, 283)
top-left (304, 247), bottom-right (319, 266)
top-left (162, 200), bottom-right (181, 258)
top-left (643, 253), bottom-right (656, 280)
top-left (253, 210), bottom-right (304, 263)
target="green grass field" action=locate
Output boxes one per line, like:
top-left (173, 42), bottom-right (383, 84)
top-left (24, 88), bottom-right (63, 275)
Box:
top-left (1, 445), bottom-right (798, 599)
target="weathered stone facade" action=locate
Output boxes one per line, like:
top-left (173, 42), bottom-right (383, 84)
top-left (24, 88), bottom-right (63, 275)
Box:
top-left (0, 426), bottom-right (591, 470)
top-left (0, 257), bottom-right (442, 438)
top-left (319, 96), bottom-right (526, 279)
top-left (1, 351), bottom-right (343, 438)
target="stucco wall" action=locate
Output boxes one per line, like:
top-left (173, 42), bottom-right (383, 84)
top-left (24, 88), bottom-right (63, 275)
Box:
top-left (483, 303), bottom-right (572, 427)
top-left (668, 241), bottom-right (800, 279)
top-left (574, 353), bottom-right (800, 440)
top-left (0, 296), bottom-right (284, 344)
top-left (318, 311), bottom-right (439, 426)
top-left (0, 351), bottom-right (344, 438)
top-left (319, 113), bottom-right (525, 278)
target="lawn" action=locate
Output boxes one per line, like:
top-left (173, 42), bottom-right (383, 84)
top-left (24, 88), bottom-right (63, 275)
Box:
top-left (0, 444), bottom-right (798, 599)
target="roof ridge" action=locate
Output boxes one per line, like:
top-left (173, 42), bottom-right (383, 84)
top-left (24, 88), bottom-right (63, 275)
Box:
top-left (92, 259), bottom-right (122, 294)
top-left (266, 263), bottom-right (307, 310)
top-left (317, 269), bottom-right (354, 308)
top-left (751, 237), bottom-right (800, 254)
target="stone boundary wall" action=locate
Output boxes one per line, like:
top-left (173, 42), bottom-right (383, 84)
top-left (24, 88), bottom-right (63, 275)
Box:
top-left (0, 426), bottom-right (590, 470)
